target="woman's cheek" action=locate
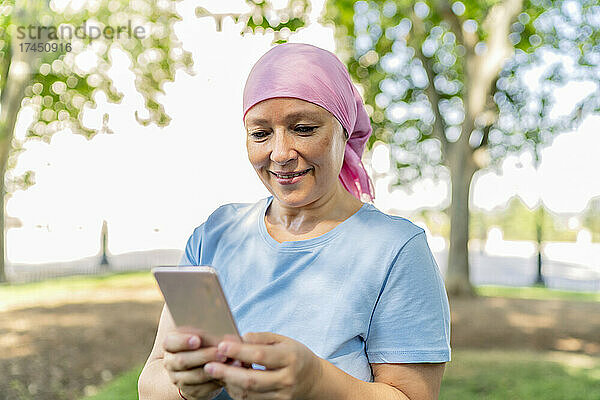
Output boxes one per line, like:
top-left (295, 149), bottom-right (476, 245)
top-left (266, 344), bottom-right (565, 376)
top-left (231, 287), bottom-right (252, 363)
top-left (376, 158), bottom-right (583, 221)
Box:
top-left (316, 138), bottom-right (343, 181)
top-left (247, 143), bottom-right (266, 169)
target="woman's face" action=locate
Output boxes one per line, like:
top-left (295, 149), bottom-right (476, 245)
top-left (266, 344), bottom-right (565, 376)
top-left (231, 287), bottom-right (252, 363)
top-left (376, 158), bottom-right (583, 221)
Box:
top-left (244, 97), bottom-right (347, 207)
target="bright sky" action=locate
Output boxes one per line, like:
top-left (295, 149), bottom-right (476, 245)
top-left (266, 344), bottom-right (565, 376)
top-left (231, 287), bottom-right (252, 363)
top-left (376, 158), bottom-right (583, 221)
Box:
top-left (6, 0), bottom-right (600, 263)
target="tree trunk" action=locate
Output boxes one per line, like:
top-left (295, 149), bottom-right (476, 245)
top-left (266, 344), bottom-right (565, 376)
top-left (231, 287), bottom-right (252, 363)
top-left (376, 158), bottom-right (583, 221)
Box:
top-left (0, 170), bottom-right (5, 283)
top-left (0, 39), bottom-right (35, 282)
top-left (100, 220), bottom-right (110, 269)
top-left (534, 205), bottom-right (545, 286)
top-left (445, 149), bottom-right (477, 297)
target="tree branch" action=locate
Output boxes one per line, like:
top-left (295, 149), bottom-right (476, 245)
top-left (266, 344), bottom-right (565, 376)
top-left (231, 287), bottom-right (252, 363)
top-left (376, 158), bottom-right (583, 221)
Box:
top-left (411, 16), bottom-right (450, 153)
top-left (475, 123), bottom-right (491, 150)
top-left (0, 37), bottom-right (12, 108)
top-left (473, 77), bottom-right (499, 150)
top-left (467, 0), bottom-right (523, 117)
top-left (435, 1), bottom-right (465, 46)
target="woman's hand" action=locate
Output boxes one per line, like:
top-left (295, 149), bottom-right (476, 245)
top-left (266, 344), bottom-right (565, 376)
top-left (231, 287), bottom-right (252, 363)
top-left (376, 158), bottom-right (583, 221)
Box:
top-left (162, 329), bottom-right (228, 400)
top-left (203, 332), bottom-right (323, 400)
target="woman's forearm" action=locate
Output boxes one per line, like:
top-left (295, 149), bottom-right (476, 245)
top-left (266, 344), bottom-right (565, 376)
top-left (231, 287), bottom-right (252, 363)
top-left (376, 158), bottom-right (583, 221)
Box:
top-left (138, 359), bottom-right (223, 400)
top-left (308, 358), bottom-right (409, 400)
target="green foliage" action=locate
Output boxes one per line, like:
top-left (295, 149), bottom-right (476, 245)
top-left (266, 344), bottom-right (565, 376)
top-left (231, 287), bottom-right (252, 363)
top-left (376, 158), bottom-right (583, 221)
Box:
top-left (415, 195), bottom-right (586, 242)
top-left (4, 0), bottom-right (195, 138)
top-left (415, 208), bottom-right (450, 237)
top-left (195, 1), bottom-right (310, 39)
top-left (0, 0), bottom-right (195, 194)
top-left (0, 0), bottom-right (311, 196)
top-left (243, 0), bottom-right (311, 39)
top-left (324, 0), bottom-right (600, 186)
top-left (411, 195), bottom-right (590, 243)
top-left (582, 196), bottom-right (600, 242)
top-left (246, 16), bottom-right (306, 32)
top-left (470, 196), bottom-right (581, 242)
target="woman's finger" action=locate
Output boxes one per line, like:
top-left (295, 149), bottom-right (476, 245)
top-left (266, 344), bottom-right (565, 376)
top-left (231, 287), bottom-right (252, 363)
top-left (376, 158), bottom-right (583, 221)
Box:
top-left (179, 382), bottom-right (223, 398)
top-left (217, 341), bottom-right (288, 369)
top-left (204, 362), bottom-right (289, 393)
top-left (167, 367), bottom-right (221, 386)
top-left (164, 347), bottom-right (224, 372)
top-left (163, 332), bottom-right (202, 353)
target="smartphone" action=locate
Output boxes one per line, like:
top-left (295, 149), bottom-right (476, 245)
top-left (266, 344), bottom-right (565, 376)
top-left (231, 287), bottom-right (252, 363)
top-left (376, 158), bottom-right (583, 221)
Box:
top-left (152, 266), bottom-right (241, 347)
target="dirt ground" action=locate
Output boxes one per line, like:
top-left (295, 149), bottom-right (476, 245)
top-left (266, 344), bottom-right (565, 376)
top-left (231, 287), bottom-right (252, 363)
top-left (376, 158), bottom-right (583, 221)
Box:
top-left (1, 286), bottom-right (599, 400)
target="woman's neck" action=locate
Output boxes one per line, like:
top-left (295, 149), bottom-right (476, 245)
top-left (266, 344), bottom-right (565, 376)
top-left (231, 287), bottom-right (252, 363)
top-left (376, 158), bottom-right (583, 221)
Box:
top-left (266, 183), bottom-right (363, 236)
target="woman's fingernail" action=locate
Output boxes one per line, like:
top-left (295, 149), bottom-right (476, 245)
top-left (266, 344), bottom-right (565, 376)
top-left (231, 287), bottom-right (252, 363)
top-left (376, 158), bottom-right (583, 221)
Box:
top-left (217, 342), bottom-right (230, 354)
top-left (188, 336), bottom-right (200, 349)
top-left (205, 363), bottom-right (215, 374)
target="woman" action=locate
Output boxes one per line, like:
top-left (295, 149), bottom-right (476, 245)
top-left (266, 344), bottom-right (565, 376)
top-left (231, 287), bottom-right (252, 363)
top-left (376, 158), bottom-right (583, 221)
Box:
top-left (138, 43), bottom-right (451, 400)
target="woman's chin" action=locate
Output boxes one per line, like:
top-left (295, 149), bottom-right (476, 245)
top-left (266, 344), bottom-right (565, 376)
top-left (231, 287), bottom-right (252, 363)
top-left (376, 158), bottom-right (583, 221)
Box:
top-left (271, 188), bottom-right (314, 207)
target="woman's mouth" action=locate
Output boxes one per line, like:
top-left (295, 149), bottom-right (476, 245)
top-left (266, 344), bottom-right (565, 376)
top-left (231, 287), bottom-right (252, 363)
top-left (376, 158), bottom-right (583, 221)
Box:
top-left (270, 168), bottom-right (312, 185)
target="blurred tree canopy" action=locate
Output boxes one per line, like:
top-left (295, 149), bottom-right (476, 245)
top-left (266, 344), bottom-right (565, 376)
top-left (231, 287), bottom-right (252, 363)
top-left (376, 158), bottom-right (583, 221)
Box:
top-left (582, 196), bottom-right (600, 242)
top-left (324, 0), bottom-right (600, 296)
top-left (415, 196), bottom-right (590, 243)
top-left (470, 197), bottom-right (583, 242)
top-left (197, 0), bottom-right (310, 41)
top-left (0, 0), bottom-right (309, 282)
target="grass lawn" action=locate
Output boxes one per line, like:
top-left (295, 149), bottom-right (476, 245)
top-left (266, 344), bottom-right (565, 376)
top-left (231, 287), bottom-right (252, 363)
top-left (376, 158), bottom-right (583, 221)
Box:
top-left (2, 271), bottom-right (598, 304)
top-left (440, 349), bottom-right (600, 399)
top-left (0, 271), bottom-right (154, 296)
top-left (83, 365), bottom-right (144, 400)
top-left (3, 272), bottom-right (597, 399)
top-left (476, 284), bottom-right (600, 302)
top-left (82, 349), bottom-right (600, 400)
top-left (0, 271), bottom-right (156, 310)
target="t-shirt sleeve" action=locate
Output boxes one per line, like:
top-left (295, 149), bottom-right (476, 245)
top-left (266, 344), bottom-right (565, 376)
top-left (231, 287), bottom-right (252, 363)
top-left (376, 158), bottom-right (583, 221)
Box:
top-left (177, 224), bottom-right (204, 266)
top-left (365, 231), bottom-right (451, 363)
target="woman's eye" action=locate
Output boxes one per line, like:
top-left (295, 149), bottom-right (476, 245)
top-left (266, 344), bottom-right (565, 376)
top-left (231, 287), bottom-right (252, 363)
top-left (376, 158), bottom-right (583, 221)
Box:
top-left (250, 131), bottom-right (269, 139)
top-left (295, 126), bottom-right (317, 134)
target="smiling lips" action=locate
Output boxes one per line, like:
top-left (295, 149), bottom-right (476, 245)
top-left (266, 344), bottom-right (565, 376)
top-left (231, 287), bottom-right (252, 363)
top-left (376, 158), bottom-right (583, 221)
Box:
top-left (270, 168), bottom-right (311, 179)
top-left (269, 168), bottom-right (312, 184)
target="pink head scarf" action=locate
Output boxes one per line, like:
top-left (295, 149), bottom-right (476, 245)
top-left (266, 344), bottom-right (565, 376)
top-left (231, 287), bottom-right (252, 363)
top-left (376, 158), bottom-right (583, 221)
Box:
top-left (242, 42), bottom-right (375, 202)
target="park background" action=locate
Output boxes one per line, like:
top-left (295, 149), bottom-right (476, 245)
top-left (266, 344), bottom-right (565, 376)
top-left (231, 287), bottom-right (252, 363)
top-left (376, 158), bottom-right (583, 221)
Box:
top-left (0, 0), bottom-right (599, 398)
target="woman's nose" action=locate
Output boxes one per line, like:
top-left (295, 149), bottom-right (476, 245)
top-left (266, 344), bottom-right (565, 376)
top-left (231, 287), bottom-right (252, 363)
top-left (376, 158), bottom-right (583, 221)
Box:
top-left (270, 129), bottom-right (297, 165)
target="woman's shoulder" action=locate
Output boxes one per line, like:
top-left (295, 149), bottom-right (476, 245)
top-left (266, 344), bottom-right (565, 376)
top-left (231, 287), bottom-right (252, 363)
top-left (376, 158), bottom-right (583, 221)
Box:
top-left (355, 202), bottom-right (426, 244)
top-left (201, 197), bottom-right (267, 232)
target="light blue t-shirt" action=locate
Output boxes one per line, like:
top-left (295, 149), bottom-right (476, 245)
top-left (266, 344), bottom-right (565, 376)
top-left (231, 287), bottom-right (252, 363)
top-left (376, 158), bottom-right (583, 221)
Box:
top-left (179, 196), bottom-right (451, 398)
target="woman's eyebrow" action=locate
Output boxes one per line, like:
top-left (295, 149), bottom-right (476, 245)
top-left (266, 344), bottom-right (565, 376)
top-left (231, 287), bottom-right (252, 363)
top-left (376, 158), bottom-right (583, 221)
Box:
top-left (245, 117), bottom-right (270, 126)
top-left (245, 110), bottom-right (324, 126)
top-left (284, 111), bottom-right (323, 122)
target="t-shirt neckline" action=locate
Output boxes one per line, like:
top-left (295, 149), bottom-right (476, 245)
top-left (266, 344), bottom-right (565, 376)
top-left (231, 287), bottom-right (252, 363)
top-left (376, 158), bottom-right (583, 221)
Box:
top-left (258, 196), bottom-right (369, 250)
